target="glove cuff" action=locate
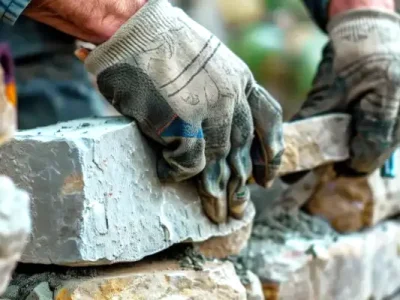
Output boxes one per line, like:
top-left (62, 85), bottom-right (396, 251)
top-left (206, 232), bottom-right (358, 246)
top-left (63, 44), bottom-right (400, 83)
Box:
top-left (85, 0), bottom-right (177, 76)
top-left (327, 8), bottom-right (400, 67)
top-left (327, 8), bottom-right (400, 41)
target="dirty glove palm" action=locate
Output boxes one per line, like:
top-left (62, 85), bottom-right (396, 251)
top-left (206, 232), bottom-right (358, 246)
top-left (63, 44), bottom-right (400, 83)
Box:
top-left (292, 9), bottom-right (400, 175)
top-left (85, 0), bottom-right (283, 223)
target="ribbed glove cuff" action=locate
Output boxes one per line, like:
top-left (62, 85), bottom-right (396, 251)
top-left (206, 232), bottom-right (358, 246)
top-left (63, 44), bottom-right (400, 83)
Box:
top-left (328, 8), bottom-right (400, 32)
top-left (327, 8), bottom-right (400, 67)
top-left (85, 0), bottom-right (177, 76)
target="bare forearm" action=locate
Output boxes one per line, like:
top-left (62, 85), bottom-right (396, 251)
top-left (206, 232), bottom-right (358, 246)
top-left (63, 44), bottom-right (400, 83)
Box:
top-left (302, 0), bottom-right (395, 31)
top-left (329, 0), bottom-right (395, 17)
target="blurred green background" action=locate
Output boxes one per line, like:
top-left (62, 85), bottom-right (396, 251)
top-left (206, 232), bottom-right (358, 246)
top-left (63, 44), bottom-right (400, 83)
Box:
top-left (174, 0), bottom-right (328, 120)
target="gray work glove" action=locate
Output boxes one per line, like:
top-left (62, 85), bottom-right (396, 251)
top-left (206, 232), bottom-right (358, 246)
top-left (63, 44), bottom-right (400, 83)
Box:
top-left (288, 8), bottom-right (400, 177)
top-left (84, 0), bottom-right (284, 223)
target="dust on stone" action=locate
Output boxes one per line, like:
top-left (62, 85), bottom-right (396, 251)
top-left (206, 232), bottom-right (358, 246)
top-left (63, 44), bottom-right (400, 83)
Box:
top-left (173, 245), bottom-right (252, 286)
top-left (177, 246), bottom-right (208, 271)
top-left (252, 209), bottom-right (338, 244)
top-left (9, 266), bottom-right (99, 300)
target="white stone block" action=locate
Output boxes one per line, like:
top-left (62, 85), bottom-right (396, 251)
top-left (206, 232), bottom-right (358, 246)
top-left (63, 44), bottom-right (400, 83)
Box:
top-left (0, 113), bottom-right (350, 266)
top-left (0, 176), bottom-right (30, 296)
top-left (0, 117), bottom-right (254, 266)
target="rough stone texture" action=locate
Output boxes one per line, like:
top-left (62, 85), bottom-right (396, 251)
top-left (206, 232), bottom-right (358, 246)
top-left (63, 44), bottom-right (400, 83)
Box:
top-left (0, 176), bottom-right (31, 296)
top-left (0, 114), bottom-right (349, 266)
top-left (244, 271), bottom-right (264, 300)
top-left (1, 286), bottom-right (19, 299)
top-left (25, 282), bottom-right (52, 300)
top-left (278, 113), bottom-right (350, 175)
top-left (0, 117), bottom-right (255, 266)
top-left (195, 223), bottom-right (252, 259)
top-left (281, 148), bottom-right (400, 233)
top-left (245, 217), bottom-right (400, 300)
top-left (54, 260), bottom-right (246, 300)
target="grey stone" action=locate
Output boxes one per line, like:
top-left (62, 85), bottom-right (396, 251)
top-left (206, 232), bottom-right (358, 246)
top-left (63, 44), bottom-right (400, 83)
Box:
top-left (2, 285), bottom-right (19, 299)
top-left (0, 117), bottom-right (254, 266)
top-left (245, 215), bottom-right (400, 300)
top-left (278, 113), bottom-right (350, 175)
top-left (25, 282), bottom-right (52, 300)
top-left (244, 271), bottom-right (264, 300)
top-left (0, 113), bottom-right (350, 266)
top-left (250, 180), bottom-right (288, 222)
top-left (0, 176), bottom-right (31, 295)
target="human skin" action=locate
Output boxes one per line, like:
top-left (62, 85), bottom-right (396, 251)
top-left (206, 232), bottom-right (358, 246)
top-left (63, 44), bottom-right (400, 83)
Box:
top-left (23, 0), bottom-right (395, 44)
top-left (329, 0), bottom-right (395, 17)
top-left (23, 0), bottom-right (147, 44)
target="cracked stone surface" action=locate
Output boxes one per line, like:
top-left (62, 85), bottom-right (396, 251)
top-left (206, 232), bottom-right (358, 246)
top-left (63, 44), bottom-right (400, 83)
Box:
top-left (244, 216), bottom-right (400, 300)
top-left (0, 176), bottom-right (31, 296)
top-left (0, 117), bottom-right (254, 266)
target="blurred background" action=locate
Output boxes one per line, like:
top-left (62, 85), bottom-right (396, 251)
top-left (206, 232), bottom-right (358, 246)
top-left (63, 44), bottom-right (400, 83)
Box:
top-left (174, 0), bottom-right (328, 120)
top-left (1, 0), bottom-right (329, 130)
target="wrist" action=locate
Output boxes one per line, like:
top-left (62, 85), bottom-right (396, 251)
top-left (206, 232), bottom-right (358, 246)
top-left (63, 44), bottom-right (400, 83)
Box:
top-left (85, 0), bottom-right (176, 76)
top-left (329, 0), bottom-right (395, 18)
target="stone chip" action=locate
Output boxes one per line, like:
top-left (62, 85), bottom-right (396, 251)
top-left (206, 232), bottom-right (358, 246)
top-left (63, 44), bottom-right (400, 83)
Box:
top-left (25, 282), bottom-right (52, 300)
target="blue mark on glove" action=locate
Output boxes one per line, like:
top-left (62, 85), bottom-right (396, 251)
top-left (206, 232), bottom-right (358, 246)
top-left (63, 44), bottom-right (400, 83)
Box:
top-left (381, 150), bottom-right (397, 178)
top-left (160, 116), bottom-right (203, 139)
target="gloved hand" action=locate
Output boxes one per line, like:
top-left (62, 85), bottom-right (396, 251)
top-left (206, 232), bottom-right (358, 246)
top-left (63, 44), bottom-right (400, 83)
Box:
top-left (84, 0), bottom-right (284, 223)
top-left (287, 8), bottom-right (400, 176)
